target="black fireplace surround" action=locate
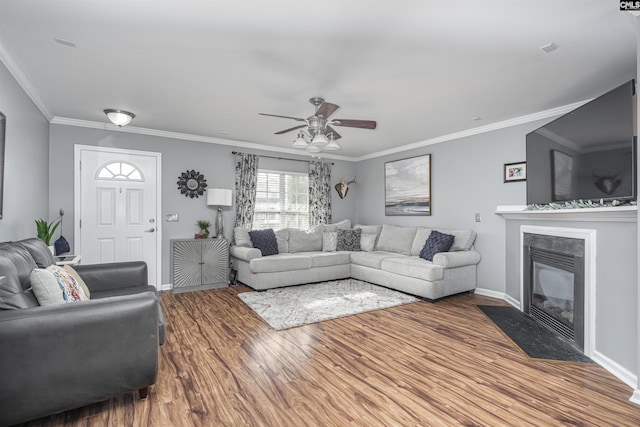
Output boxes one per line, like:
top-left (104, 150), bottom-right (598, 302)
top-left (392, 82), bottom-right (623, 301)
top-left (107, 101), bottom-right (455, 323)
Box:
top-left (523, 233), bottom-right (585, 350)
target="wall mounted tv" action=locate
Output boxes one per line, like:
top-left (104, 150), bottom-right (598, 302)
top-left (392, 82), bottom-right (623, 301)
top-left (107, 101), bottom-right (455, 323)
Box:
top-left (526, 80), bottom-right (636, 205)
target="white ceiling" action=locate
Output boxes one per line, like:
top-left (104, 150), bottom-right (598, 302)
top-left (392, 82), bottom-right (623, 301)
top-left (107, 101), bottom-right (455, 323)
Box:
top-left (0, 0), bottom-right (636, 160)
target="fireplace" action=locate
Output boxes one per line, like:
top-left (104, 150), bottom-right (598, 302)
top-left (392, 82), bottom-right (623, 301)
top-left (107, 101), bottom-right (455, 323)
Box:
top-left (523, 231), bottom-right (586, 350)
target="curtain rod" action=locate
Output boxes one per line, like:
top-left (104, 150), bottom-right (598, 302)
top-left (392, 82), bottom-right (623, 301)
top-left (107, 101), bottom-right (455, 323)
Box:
top-left (232, 151), bottom-right (334, 165)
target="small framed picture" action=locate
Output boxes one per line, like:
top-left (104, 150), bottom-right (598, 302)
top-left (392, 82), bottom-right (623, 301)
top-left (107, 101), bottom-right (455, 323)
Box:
top-left (504, 161), bottom-right (526, 182)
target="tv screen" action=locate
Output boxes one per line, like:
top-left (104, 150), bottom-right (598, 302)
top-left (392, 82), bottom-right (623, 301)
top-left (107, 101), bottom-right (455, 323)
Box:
top-left (526, 80), bottom-right (636, 205)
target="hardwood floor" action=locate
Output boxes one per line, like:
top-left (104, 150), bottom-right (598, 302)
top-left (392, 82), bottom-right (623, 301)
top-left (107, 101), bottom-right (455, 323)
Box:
top-left (21, 285), bottom-right (640, 426)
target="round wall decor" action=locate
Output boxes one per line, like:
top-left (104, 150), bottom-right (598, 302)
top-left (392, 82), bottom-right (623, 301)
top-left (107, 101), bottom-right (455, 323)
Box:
top-left (177, 170), bottom-right (207, 198)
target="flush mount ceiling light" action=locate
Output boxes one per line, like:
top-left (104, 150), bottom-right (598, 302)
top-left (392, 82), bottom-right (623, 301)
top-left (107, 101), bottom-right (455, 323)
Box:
top-left (104, 109), bottom-right (135, 127)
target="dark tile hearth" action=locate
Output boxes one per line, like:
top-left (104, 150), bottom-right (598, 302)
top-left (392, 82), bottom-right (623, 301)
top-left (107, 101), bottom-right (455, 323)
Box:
top-left (478, 305), bottom-right (594, 364)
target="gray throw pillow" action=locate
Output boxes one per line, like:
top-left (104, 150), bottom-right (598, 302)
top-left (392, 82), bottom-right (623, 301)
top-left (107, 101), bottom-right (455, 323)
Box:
top-left (337, 228), bottom-right (361, 251)
top-left (249, 229), bottom-right (279, 256)
top-left (419, 230), bottom-right (455, 261)
top-left (234, 227), bottom-right (252, 247)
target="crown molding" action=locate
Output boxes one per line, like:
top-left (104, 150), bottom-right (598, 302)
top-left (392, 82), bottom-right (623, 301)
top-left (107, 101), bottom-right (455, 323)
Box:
top-left (354, 100), bottom-right (589, 162)
top-left (0, 42), bottom-right (52, 120)
top-left (49, 117), bottom-right (355, 162)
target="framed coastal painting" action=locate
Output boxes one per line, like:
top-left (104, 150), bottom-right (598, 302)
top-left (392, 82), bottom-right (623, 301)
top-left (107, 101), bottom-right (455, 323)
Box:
top-left (385, 154), bottom-right (431, 216)
top-left (504, 161), bottom-right (526, 182)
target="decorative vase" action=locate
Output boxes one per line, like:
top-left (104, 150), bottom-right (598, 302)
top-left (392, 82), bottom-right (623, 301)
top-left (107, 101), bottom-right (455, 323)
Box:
top-left (198, 229), bottom-right (209, 239)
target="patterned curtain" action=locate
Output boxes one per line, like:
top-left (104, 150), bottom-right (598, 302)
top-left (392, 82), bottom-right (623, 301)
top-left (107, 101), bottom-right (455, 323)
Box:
top-left (234, 152), bottom-right (259, 229)
top-left (309, 161), bottom-right (332, 226)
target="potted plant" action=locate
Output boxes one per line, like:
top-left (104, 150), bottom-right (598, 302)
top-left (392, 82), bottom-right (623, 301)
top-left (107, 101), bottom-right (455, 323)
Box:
top-left (35, 218), bottom-right (61, 253)
top-left (196, 220), bottom-right (211, 239)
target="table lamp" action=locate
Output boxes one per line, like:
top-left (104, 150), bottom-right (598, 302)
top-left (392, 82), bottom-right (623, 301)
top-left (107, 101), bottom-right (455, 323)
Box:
top-left (206, 188), bottom-right (233, 239)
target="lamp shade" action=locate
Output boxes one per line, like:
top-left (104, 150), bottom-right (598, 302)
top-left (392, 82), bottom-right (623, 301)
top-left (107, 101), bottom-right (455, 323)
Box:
top-left (207, 188), bottom-right (233, 207)
top-left (104, 109), bottom-right (135, 127)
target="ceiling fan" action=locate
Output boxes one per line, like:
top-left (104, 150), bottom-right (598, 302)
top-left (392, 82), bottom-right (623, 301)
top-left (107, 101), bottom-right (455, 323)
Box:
top-left (259, 97), bottom-right (377, 153)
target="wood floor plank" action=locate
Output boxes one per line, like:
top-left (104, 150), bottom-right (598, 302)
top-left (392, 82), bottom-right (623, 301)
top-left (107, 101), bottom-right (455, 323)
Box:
top-left (18, 286), bottom-right (640, 426)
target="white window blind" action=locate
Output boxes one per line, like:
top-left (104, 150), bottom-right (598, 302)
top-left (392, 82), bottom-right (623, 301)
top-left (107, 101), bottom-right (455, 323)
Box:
top-left (253, 170), bottom-right (309, 230)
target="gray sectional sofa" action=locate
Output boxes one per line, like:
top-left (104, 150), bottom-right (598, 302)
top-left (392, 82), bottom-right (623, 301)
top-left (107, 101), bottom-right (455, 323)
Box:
top-left (230, 221), bottom-right (481, 301)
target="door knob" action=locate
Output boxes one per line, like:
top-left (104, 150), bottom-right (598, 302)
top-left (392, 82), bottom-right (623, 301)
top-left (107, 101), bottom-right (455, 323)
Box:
top-left (144, 227), bottom-right (155, 233)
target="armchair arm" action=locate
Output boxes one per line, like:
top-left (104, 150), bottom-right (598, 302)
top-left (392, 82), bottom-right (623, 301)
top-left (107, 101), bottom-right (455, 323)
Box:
top-left (230, 245), bottom-right (262, 261)
top-left (0, 292), bottom-right (159, 426)
top-left (432, 250), bottom-right (481, 268)
top-left (74, 261), bottom-right (148, 292)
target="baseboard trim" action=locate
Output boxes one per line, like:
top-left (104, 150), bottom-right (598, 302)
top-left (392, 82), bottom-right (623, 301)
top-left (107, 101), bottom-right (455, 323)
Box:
top-left (630, 389), bottom-right (640, 405)
top-left (473, 287), bottom-right (505, 300)
top-left (160, 283), bottom-right (173, 292)
top-left (591, 350), bottom-right (638, 390)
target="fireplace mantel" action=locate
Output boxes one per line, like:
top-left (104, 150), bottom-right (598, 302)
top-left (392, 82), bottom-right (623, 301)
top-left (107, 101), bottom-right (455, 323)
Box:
top-left (495, 205), bottom-right (637, 222)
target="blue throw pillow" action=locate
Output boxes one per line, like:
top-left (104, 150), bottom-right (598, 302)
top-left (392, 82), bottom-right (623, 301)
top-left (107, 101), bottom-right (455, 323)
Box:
top-left (419, 230), bottom-right (455, 261)
top-left (336, 228), bottom-right (362, 251)
top-left (249, 229), bottom-right (279, 256)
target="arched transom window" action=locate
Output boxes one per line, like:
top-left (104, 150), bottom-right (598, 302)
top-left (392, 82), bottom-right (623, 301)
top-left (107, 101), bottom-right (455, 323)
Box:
top-left (96, 161), bottom-right (144, 181)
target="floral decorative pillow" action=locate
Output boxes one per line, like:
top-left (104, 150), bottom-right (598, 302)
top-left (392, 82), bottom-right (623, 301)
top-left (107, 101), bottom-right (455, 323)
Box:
top-left (336, 228), bottom-right (362, 251)
top-left (30, 265), bottom-right (89, 306)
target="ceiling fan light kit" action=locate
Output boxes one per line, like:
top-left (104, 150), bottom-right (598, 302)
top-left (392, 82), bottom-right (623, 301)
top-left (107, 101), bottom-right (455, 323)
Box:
top-left (260, 97), bottom-right (377, 154)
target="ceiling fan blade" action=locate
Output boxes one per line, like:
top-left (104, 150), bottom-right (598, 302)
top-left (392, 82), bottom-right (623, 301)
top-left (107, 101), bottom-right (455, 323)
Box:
top-left (325, 125), bottom-right (342, 140)
top-left (315, 102), bottom-right (340, 119)
top-left (332, 119), bottom-right (377, 129)
top-left (259, 112), bottom-right (306, 122)
top-left (275, 124), bottom-right (307, 135)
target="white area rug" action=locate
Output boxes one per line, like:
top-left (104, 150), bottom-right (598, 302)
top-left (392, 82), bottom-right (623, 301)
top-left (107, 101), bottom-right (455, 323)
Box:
top-left (238, 279), bottom-right (419, 330)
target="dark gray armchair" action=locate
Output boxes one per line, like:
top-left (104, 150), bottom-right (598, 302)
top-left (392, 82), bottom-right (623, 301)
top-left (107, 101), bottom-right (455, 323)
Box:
top-left (0, 238), bottom-right (165, 426)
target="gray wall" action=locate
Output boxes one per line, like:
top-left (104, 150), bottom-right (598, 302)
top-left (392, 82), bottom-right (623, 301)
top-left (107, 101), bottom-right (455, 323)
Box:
top-left (0, 61), bottom-right (49, 241)
top-left (354, 120), bottom-right (549, 292)
top-left (48, 124), bottom-right (356, 285)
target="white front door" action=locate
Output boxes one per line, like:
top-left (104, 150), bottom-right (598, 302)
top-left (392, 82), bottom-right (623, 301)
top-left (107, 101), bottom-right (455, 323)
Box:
top-left (75, 146), bottom-right (162, 287)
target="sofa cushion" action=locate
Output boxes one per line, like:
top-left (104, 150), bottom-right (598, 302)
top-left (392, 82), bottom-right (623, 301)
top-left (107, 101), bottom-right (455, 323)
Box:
top-left (275, 228), bottom-right (289, 253)
top-left (18, 238), bottom-right (55, 268)
top-left (381, 256), bottom-right (444, 282)
top-left (355, 225), bottom-right (381, 252)
top-left (322, 232), bottom-right (337, 252)
top-left (249, 254), bottom-right (312, 273)
top-left (375, 225), bottom-right (417, 255)
top-left (306, 252), bottom-right (351, 268)
top-left (0, 242), bottom-right (39, 310)
top-left (410, 227), bottom-right (433, 256)
top-left (337, 228), bottom-right (361, 251)
top-left (322, 219), bottom-right (352, 232)
top-left (249, 229), bottom-right (279, 256)
top-left (419, 230), bottom-right (455, 261)
top-left (30, 266), bottom-right (89, 305)
top-left (234, 227), bottom-right (253, 248)
top-left (289, 228), bottom-right (323, 253)
top-left (349, 251), bottom-right (403, 269)
top-left (360, 234), bottom-right (377, 252)
top-left (438, 229), bottom-right (477, 251)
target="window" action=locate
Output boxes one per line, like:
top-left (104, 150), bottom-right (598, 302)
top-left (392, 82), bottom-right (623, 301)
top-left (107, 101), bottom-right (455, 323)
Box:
top-left (253, 170), bottom-right (309, 230)
top-left (95, 161), bottom-right (144, 181)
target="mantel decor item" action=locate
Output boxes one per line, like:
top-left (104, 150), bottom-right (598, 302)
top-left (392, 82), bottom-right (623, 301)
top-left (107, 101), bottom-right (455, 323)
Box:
top-left (177, 170), bottom-right (207, 198)
top-left (207, 188), bottom-right (233, 238)
top-left (504, 161), bottom-right (526, 183)
top-left (0, 111), bottom-right (5, 219)
top-left (385, 154), bottom-right (431, 216)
